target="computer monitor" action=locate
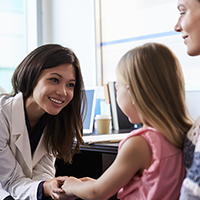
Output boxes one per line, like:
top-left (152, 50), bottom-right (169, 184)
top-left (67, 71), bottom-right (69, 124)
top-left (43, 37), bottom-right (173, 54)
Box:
top-left (83, 87), bottom-right (97, 135)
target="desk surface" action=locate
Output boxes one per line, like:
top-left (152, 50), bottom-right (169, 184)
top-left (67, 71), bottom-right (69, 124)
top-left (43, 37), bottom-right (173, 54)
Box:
top-left (81, 129), bottom-right (132, 154)
top-left (79, 126), bottom-right (144, 159)
top-left (81, 142), bottom-right (119, 154)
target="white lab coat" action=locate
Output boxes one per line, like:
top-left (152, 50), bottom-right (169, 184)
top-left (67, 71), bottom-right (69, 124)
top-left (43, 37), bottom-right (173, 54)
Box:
top-left (0, 93), bottom-right (56, 200)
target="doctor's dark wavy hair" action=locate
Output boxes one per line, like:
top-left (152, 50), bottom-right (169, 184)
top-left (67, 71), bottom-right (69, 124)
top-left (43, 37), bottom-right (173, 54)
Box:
top-left (11, 44), bottom-right (86, 163)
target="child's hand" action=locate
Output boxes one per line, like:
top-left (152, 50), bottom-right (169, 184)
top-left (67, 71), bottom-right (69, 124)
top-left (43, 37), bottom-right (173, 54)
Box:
top-left (61, 176), bottom-right (82, 196)
top-left (43, 176), bottom-right (76, 199)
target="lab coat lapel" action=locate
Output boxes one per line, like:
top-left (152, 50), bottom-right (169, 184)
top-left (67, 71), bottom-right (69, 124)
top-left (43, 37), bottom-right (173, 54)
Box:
top-left (11, 93), bottom-right (32, 176)
top-left (14, 129), bottom-right (32, 174)
top-left (32, 133), bottom-right (47, 168)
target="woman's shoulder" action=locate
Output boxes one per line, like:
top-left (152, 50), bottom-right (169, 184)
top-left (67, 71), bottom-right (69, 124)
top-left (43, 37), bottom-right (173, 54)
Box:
top-left (184, 116), bottom-right (200, 169)
top-left (0, 93), bottom-right (23, 118)
top-left (0, 94), bottom-right (13, 113)
top-left (186, 116), bottom-right (200, 145)
top-left (0, 93), bottom-right (22, 107)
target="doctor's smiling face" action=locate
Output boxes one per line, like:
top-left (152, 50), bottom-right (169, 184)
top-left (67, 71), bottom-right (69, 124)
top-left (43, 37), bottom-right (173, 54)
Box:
top-left (26, 63), bottom-right (76, 117)
top-left (174, 0), bottom-right (200, 56)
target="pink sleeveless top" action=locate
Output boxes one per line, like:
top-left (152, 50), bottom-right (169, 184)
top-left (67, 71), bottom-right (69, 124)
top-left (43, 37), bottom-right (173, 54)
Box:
top-left (117, 127), bottom-right (185, 200)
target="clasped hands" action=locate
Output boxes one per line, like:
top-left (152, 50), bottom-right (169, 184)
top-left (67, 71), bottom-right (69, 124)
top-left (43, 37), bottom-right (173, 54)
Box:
top-left (44, 176), bottom-right (94, 200)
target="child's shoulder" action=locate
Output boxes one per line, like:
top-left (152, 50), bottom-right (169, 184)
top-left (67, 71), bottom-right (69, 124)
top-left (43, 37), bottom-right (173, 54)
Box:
top-left (120, 127), bottom-right (181, 159)
top-left (119, 127), bottom-right (156, 151)
top-left (119, 127), bottom-right (161, 146)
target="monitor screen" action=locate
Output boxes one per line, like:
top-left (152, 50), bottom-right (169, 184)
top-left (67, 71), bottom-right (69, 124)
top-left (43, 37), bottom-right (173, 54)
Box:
top-left (83, 87), bottom-right (97, 134)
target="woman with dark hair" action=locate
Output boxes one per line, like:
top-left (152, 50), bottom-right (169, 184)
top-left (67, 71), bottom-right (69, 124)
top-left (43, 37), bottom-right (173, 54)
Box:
top-left (0, 44), bottom-right (86, 200)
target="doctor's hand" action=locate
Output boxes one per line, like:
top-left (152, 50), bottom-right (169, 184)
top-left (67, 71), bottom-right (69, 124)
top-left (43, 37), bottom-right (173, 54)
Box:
top-left (43, 176), bottom-right (77, 200)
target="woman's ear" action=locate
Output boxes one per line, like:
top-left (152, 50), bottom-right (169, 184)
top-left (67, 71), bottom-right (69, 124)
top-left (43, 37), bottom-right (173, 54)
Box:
top-left (126, 85), bottom-right (135, 105)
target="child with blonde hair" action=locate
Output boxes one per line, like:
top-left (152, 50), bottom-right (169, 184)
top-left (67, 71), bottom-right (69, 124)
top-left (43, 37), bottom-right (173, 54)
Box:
top-left (61, 43), bottom-right (193, 200)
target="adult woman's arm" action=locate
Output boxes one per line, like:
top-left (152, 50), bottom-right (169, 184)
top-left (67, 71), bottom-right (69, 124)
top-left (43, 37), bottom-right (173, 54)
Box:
top-left (0, 184), bottom-right (14, 200)
top-left (0, 115), bottom-right (42, 199)
top-left (179, 122), bottom-right (200, 200)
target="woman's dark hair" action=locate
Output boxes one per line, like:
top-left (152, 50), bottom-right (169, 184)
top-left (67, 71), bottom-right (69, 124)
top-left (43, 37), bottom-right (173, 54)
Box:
top-left (11, 44), bottom-right (86, 163)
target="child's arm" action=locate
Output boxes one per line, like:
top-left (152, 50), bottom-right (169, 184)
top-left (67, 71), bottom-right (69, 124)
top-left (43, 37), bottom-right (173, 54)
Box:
top-left (61, 135), bottom-right (152, 200)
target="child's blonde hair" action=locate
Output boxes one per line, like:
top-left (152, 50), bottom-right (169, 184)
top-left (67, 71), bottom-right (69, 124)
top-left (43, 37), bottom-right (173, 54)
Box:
top-left (116, 43), bottom-right (193, 148)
